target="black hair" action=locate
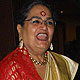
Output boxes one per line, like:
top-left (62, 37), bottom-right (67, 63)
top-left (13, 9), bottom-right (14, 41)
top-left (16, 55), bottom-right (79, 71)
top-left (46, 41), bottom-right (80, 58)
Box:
top-left (16, 0), bottom-right (56, 26)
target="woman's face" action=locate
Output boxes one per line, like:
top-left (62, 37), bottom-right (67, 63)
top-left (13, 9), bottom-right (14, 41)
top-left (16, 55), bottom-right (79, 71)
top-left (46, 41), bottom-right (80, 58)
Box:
top-left (17, 5), bottom-right (54, 54)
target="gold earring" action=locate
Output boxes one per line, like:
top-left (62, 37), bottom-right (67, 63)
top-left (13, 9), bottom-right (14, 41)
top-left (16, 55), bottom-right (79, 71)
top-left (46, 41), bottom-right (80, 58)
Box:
top-left (19, 33), bottom-right (22, 42)
top-left (50, 43), bottom-right (53, 51)
top-left (19, 39), bottom-right (23, 49)
top-left (19, 33), bottom-right (23, 49)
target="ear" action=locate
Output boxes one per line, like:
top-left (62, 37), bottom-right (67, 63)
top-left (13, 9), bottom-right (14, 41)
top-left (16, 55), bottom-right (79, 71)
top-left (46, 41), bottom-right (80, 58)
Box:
top-left (17, 24), bottom-right (22, 34)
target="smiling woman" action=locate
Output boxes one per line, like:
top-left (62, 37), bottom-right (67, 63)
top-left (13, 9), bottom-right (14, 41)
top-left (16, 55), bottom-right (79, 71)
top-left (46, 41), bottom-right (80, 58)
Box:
top-left (0, 0), bottom-right (79, 80)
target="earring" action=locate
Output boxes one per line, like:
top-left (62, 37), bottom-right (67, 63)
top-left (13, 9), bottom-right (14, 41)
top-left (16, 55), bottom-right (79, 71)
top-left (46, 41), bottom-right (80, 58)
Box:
top-left (19, 33), bottom-right (23, 49)
top-left (50, 43), bottom-right (53, 51)
top-left (19, 39), bottom-right (23, 49)
top-left (19, 33), bottom-right (22, 42)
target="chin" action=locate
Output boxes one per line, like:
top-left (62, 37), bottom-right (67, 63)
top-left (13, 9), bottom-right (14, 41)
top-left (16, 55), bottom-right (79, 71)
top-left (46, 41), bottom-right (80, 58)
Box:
top-left (37, 44), bottom-right (49, 50)
top-left (35, 40), bottom-right (50, 49)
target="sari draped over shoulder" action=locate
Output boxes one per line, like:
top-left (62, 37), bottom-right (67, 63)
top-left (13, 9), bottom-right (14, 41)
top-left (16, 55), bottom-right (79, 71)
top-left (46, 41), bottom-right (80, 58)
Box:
top-left (0, 47), bottom-right (42, 80)
top-left (44, 51), bottom-right (79, 80)
top-left (0, 47), bottom-right (79, 80)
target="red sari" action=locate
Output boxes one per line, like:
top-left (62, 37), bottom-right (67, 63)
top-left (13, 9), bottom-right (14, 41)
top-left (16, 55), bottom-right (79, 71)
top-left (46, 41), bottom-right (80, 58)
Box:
top-left (0, 47), bottom-right (42, 80)
top-left (0, 46), bottom-right (79, 80)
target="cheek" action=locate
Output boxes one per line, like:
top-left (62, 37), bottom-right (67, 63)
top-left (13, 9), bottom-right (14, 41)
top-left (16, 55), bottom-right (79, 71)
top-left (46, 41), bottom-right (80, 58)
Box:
top-left (24, 24), bottom-right (36, 34)
top-left (28, 26), bottom-right (38, 38)
top-left (29, 25), bottom-right (38, 34)
top-left (48, 27), bottom-right (54, 37)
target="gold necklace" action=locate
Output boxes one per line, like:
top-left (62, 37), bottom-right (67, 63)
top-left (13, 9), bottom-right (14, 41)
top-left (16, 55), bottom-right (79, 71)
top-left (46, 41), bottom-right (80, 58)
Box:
top-left (29, 53), bottom-right (48, 65)
top-left (21, 46), bottom-right (48, 65)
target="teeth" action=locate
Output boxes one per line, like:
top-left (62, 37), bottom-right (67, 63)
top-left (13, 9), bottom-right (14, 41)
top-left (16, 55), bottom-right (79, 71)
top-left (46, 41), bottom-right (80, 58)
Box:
top-left (36, 33), bottom-right (48, 41)
top-left (38, 33), bottom-right (47, 37)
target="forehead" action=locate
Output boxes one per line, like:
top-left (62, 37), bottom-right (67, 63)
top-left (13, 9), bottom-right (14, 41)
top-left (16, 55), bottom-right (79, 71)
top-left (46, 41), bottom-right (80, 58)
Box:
top-left (27, 5), bottom-right (52, 18)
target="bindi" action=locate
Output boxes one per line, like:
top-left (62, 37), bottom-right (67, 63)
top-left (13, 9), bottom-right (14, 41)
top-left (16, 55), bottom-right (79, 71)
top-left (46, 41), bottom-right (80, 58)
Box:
top-left (40, 11), bottom-right (46, 17)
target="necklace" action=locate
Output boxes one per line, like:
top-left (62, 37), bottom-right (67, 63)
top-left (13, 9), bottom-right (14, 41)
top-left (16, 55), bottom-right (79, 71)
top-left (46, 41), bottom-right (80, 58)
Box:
top-left (20, 46), bottom-right (48, 65)
top-left (29, 53), bottom-right (48, 65)
top-left (29, 54), bottom-right (48, 65)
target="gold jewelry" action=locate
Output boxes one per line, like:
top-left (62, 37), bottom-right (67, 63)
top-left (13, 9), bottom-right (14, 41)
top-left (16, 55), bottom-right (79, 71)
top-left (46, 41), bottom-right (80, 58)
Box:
top-left (19, 39), bottom-right (23, 49)
top-left (19, 31), bottom-right (23, 49)
top-left (29, 53), bottom-right (48, 65)
top-left (50, 43), bottom-right (53, 51)
top-left (19, 33), bottom-right (22, 41)
top-left (19, 46), bottom-right (48, 65)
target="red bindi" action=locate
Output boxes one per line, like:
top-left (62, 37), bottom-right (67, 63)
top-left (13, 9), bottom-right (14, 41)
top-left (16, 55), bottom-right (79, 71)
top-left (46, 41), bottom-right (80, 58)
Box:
top-left (40, 11), bottom-right (46, 17)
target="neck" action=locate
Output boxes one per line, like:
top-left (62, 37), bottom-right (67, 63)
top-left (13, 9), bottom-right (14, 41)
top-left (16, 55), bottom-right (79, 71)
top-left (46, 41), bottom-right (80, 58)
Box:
top-left (23, 46), bottom-right (48, 65)
top-left (23, 44), bottom-right (48, 65)
top-left (24, 45), bottom-right (47, 56)
top-left (28, 50), bottom-right (45, 63)
top-left (29, 52), bottom-right (48, 65)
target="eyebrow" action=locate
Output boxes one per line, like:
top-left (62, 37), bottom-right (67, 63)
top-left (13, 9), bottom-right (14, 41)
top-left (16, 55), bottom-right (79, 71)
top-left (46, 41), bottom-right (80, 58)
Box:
top-left (46, 17), bottom-right (53, 21)
top-left (26, 16), bottom-right (53, 21)
top-left (27, 16), bottom-right (42, 20)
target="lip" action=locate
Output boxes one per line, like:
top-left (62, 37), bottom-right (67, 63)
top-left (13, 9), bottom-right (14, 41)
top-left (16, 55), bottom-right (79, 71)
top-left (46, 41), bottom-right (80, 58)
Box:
top-left (36, 33), bottom-right (48, 41)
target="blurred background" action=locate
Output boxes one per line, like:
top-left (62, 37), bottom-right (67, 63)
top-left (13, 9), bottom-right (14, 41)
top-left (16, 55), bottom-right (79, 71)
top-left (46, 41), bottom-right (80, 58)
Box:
top-left (0, 0), bottom-right (80, 78)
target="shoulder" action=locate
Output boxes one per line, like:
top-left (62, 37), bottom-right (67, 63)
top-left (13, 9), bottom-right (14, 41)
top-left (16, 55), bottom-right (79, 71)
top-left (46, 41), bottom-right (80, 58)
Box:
top-left (0, 47), bottom-right (19, 64)
top-left (48, 51), bottom-right (79, 80)
top-left (0, 47), bottom-right (21, 79)
top-left (49, 51), bottom-right (79, 64)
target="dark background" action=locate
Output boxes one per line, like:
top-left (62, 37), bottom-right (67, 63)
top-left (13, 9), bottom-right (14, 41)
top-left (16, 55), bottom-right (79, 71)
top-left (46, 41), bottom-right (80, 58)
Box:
top-left (0, 0), bottom-right (80, 79)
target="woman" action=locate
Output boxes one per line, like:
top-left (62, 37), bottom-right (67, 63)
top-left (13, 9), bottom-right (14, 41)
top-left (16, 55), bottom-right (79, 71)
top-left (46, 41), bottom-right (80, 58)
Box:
top-left (0, 0), bottom-right (79, 80)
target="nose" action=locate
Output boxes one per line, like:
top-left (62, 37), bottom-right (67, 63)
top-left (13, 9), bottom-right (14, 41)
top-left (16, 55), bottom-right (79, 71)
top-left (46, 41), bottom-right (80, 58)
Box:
top-left (40, 21), bottom-right (48, 30)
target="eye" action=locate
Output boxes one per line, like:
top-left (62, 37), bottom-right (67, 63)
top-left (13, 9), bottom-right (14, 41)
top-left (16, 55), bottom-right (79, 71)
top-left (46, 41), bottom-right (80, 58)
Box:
top-left (46, 21), bottom-right (53, 25)
top-left (32, 20), bottom-right (41, 24)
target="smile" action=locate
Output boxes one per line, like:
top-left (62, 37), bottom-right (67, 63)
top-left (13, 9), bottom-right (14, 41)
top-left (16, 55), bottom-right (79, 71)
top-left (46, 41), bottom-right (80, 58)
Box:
top-left (36, 33), bottom-right (48, 41)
